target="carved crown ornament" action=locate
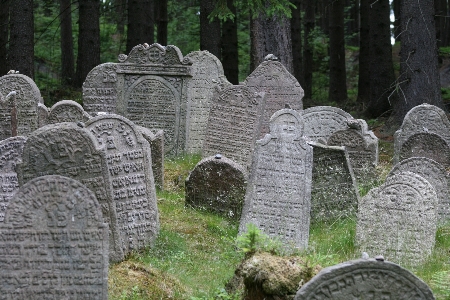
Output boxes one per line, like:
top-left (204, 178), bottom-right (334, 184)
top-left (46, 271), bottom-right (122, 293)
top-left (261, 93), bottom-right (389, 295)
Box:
top-left (118, 43), bottom-right (193, 66)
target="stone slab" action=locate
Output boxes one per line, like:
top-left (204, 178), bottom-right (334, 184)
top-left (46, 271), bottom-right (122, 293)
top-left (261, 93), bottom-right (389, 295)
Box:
top-left (138, 126), bottom-right (164, 190)
top-left (45, 100), bottom-right (92, 125)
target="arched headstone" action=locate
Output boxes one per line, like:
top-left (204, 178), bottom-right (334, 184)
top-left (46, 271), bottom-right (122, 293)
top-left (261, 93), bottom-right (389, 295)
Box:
top-left (45, 100), bottom-right (92, 125)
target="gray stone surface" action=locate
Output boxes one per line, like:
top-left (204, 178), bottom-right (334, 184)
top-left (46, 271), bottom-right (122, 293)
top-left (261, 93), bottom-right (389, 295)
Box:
top-left (17, 122), bottom-right (124, 262)
top-left (0, 175), bottom-right (109, 300)
top-left (239, 108), bottom-right (313, 249)
top-left (0, 91), bottom-right (16, 140)
top-left (45, 100), bottom-right (92, 125)
top-left (202, 85), bottom-right (266, 172)
top-left (138, 126), bottom-right (164, 190)
top-left (0, 136), bottom-right (26, 222)
top-left (37, 102), bottom-right (49, 127)
top-left (295, 259), bottom-right (435, 300)
top-left (185, 155), bottom-right (247, 219)
top-left (86, 114), bottom-right (159, 254)
top-left (356, 171), bottom-right (438, 266)
top-left (310, 142), bottom-right (360, 222)
top-left (388, 157), bottom-right (450, 222)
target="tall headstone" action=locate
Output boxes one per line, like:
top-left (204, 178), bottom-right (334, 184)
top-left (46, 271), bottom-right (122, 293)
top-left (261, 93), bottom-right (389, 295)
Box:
top-left (295, 259), bottom-right (435, 300)
top-left (138, 126), bottom-right (164, 190)
top-left (203, 85), bottom-right (265, 171)
top-left (86, 114), bottom-right (159, 254)
top-left (0, 136), bottom-right (26, 222)
top-left (239, 108), bottom-right (313, 249)
top-left (17, 122), bottom-right (124, 262)
top-left (243, 55), bottom-right (303, 138)
top-left (0, 91), bottom-right (15, 140)
top-left (45, 100), bottom-right (92, 125)
top-left (310, 142), bottom-right (360, 222)
top-left (0, 175), bottom-right (109, 299)
top-left (356, 171), bottom-right (438, 266)
top-left (185, 154), bottom-right (247, 219)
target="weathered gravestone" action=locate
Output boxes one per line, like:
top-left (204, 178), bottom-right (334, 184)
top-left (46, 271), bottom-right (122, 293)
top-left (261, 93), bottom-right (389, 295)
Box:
top-left (203, 85), bottom-right (265, 172)
top-left (239, 108), bottom-right (313, 249)
top-left (0, 175), bottom-right (109, 299)
top-left (295, 258), bottom-right (435, 300)
top-left (356, 171), bottom-right (438, 266)
top-left (185, 50), bottom-right (231, 153)
top-left (17, 122), bottom-right (124, 262)
top-left (243, 55), bottom-right (303, 138)
top-left (42, 100), bottom-right (92, 125)
top-left (389, 157), bottom-right (450, 223)
top-left (185, 154), bottom-right (247, 219)
top-left (0, 91), bottom-right (16, 140)
top-left (309, 142), bottom-right (360, 222)
top-left (0, 136), bottom-right (26, 222)
top-left (138, 126), bottom-right (164, 190)
top-left (86, 114), bottom-right (159, 254)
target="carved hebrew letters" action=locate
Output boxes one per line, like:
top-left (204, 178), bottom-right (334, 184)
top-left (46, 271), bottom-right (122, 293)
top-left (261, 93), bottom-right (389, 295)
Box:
top-left (46, 100), bottom-right (91, 125)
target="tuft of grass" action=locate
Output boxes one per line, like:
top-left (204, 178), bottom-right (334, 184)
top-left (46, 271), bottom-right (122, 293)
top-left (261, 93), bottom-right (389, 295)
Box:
top-left (164, 154), bottom-right (202, 193)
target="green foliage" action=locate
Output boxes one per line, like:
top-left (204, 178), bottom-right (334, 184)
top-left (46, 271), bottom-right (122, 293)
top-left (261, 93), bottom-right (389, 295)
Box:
top-left (236, 223), bottom-right (284, 256)
top-left (190, 288), bottom-right (241, 300)
top-left (167, 1), bottom-right (200, 55)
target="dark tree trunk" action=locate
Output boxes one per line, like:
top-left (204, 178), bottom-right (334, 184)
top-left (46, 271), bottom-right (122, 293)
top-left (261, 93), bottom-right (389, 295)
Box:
top-left (221, 0), bottom-right (238, 84)
top-left (0, 0), bottom-right (9, 75)
top-left (316, 0), bottom-right (329, 35)
top-left (328, 0), bottom-right (347, 103)
top-left (127, 0), bottom-right (154, 53)
top-left (303, 0), bottom-right (315, 101)
top-left (200, 0), bottom-right (221, 59)
top-left (357, 0), bottom-right (370, 106)
top-left (156, 0), bottom-right (168, 45)
top-left (291, 0), bottom-right (303, 86)
top-left (60, 0), bottom-right (74, 86)
top-left (8, 0), bottom-right (34, 78)
top-left (435, 0), bottom-right (449, 47)
top-left (75, 0), bottom-right (100, 87)
top-left (393, 0), bottom-right (401, 42)
top-left (346, 0), bottom-right (359, 46)
top-left (115, 0), bottom-right (126, 34)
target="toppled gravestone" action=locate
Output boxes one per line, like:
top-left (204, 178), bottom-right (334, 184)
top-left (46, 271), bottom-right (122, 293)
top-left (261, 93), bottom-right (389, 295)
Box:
top-left (185, 154), bottom-right (247, 219)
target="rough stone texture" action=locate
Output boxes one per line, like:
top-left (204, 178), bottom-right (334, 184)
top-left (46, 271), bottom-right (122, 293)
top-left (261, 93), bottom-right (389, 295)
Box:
top-left (0, 136), bottom-right (26, 222)
top-left (138, 126), bottom-right (164, 190)
top-left (310, 142), bottom-right (360, 222)
top-left (185, 50), bottom-right (231, 153)
top-left (389, 157), bottom-right (450, 222)
top-left (86, 114), bottom-right (159, 254)
top-left (37, 102), bottom-right (49, 127)
top-left (0, 175), bottom-right (109, 300)
top-left (239, 108), bottom-right (313, 249)
top-left (185, 155), bottom-right (247, 219)
top-left (243, 58), bottom-right (304, 138)
top-left (295, 259), bottom-right (435, 300)
top-left (203, 85), bottom-right (265, 172)
top-left (394, 103), bottom-right (450, 165)
top-left (45, 100), bottom-right (92, 125)
top-left (0, 91), bottom-right (15, 140)
top-left (356, 171), bottom-right (438, 266)
top-left (17, 122), bottom-right (124, 262)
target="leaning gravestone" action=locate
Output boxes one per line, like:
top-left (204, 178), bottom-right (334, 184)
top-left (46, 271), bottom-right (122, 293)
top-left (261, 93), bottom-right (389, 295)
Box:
top-left (138, 126), bottom-right (164, 189)
top-left (356, 171), bottom-right (438, 266)
top-left (185, 154), bottom-right (247, 219)
top-left (43, 100), bottom-right (92, 125)
top-left (239, 108), bottom-right (313, 249)
top-left (17, 122), bottom-right (124, 262)
top-left (309, 142), bottom-right (359, 222)
top-left (295, 259), bottom-right (435, 300)
top-left (388, 157), bottom-right (450, 222)
top-left (243, 55), bottom-right (303, 138)
top-left (0, 175), bottom-right (108, 299)
top-left (86, 114), bottom-right (159, 254)
top-left (203, 85), bottom-right (265, 172)
top-left (0, 136), bottom-right (27, 222)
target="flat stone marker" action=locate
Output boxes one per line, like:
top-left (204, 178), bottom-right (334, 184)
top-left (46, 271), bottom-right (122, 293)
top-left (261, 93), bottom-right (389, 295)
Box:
top-left (239, 108), bottom-right (313, 249)
top-left (310, 142), bottom-right (359, 222)
top-left (0, 175), bottom-right (109, 300)
top-left (138, 126), bottom-right (164, 190)
top-left (0, 136), bottom-right (26, 222)
top-left (295, 259), bottom-right (435, 300)
top-left (185, 154), bottom-right (247, 219)
top-left (44, 100), bottom-right (92, 125)
top-left (203, 85), bottom-right (265, 172)
top-left (17, 122), bottom-right (124, 262)
top-left (356, 171), bottom-right (438, 266)
top-left (86, 114), bottom-right (159, 254)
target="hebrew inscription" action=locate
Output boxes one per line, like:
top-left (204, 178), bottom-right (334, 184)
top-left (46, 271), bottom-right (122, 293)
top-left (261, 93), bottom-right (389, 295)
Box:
top-left (46, 100), bottom-right (91, 125)
top-left (82, 63), bottom-right (118, 114)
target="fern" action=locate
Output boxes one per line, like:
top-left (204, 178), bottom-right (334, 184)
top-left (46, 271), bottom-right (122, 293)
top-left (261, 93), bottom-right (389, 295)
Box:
top-left (431, 271), bottom-right (450, 300)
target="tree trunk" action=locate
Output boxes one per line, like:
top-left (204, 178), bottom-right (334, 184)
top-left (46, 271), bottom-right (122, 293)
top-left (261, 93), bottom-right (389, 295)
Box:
top-left (291, 0), bottom-right (303, 86)
top-left (346, 0), bottom-right (359, 46)
top-left (8, 0), bottom-right (34, 78)
top-left (303, 0), bottom-right (315, 101)
top-left (357, 0), bottom-right (370, 106)
top-left (435, 0), bottom-right (449, 47)
top-left (393, 0), bottom-right (401, 42)
top-left (0, 0), bottom-right (9, 76)
top-left (75, 0), bottom-right (100, 87)
top-left (115, 0), bottom-right (126, 34)
top-left (156, 0), bottom-right (168, 45)
top-left (221, 0), bottom-right (238, 84)
top-left (316, 0), bottom-right (329, 35)
top-left (60, 0), bottom-right (74, 86)
top-left (328, 0), bottom-right (347, 103)
top-left (127, 0), bottom-right (154, 53)
top-left (200, 0), bottom-right (221, 59)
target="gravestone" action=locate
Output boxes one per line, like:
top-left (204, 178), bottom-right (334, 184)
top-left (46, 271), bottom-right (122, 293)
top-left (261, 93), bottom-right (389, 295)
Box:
top-left (37, 102), bottom-right (49, 127)
top-left (185, 50), bottom-right (231, 153)
top-left (203, 85), bottom-right (265, 171)
top-left (356, 171), bottom-right (438, 266)
top-left (0, 175), bottom-right (108, 299)
top-left (138, 126), bottom-right (164, 189)
top-left (86, 114), bottom-right (159, 254)
top-left (45, 100), bottom-right (92, 125)
top-left (185, 154), bottom-right (247, 219)
top-left (388, 157), bottom-right (450, 222)
top-left (0, 136), bottom-right (27, 222)
top-left (310, 142), bottom-right (359, 222)
top-left (0, 91), bottom-right (16, 140)
top-left (295, 259), bottom-right (435, 300)
top-left (239, 108), bottom-right (313, 249)
top-left (17, 122), bottom-right (124, 262)
top-left (243, 55), bottom-right (303, 138)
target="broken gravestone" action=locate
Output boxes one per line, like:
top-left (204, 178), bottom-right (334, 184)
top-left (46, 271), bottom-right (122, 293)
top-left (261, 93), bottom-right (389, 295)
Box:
top-left (137, 126), bottom-right (164, 190)
top-left (0, 175), bottom-right (109, 299)
top-left (43, 100), bottom-right (92, 125)
top-left (239, 108), bottom-right (313, 249)
top-left (185, 154), bottom-right (247, 219)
